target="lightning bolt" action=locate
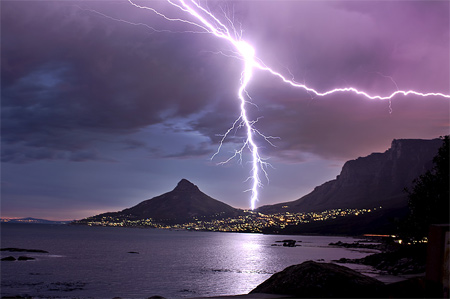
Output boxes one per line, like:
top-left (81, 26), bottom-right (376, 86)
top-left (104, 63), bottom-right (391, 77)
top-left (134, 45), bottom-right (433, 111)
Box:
top-left (124, 0), bottom-right (450, 210)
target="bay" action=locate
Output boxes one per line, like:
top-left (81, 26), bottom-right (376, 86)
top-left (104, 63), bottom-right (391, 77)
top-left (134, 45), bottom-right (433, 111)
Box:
top-left (1, 223), bottom-right (380, 298)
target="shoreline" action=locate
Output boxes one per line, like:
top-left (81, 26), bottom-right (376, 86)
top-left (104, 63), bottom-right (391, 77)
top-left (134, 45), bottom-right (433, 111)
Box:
top-left (2, 225), bottom-right (423, 298)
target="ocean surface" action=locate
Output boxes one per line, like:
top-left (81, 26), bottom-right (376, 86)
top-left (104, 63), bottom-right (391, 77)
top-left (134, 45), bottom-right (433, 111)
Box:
top-left (2, 223), bottom-right (385, 298)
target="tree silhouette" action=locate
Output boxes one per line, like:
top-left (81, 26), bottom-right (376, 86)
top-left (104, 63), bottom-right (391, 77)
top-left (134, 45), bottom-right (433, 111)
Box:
top-left (402, 136), bottom-right (449, 241)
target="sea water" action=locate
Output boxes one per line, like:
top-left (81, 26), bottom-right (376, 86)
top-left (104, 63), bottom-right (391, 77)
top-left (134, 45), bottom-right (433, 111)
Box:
top-left (1, 223), bottom-right (381, 298)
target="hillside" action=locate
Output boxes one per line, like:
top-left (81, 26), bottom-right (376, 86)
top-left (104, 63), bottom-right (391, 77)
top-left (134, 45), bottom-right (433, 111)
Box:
top-left (258, 138), bottom-right (443, 215)
top-left (79, 179), bottom-right (240, 224)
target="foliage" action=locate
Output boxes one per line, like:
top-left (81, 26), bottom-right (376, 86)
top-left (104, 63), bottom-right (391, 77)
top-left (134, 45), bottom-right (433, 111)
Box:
top-left (401, 136), bottom-right (449, 240)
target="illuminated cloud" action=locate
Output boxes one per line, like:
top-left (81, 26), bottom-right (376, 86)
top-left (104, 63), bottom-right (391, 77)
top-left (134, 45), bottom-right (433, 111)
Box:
top-left (1, 0), bottom-right (448, 218)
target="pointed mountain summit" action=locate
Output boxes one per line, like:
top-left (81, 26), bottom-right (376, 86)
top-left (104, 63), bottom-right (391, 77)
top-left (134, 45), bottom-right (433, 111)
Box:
top-left (84, 179), bottom-right (239, 224)
top-left (172, 178), bottom-right (200, 192)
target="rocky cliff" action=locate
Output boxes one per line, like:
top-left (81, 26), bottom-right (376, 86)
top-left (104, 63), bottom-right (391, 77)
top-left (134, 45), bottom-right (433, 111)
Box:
top-left (258, 138), bottom-right (443, 214)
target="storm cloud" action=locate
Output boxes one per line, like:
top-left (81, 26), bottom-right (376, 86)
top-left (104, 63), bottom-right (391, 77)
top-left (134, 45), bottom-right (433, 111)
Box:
top-left (1, 0), bottom-right (448, 219)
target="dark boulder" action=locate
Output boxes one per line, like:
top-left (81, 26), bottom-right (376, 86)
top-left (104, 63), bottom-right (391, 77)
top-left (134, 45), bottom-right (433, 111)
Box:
top-left (17, 256), bottom-right (35, 261)
top-left (250, 261), bottom-right (385, 298)
top-left (283, 240), bottom-right (296, 247)
top-left (275, 240), bottom-right (301, 247)
top-left (1, 256), bottom-right (16, 261)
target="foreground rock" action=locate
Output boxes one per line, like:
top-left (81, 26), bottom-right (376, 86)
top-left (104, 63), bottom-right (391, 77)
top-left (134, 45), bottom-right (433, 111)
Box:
top-left (250, 261), bottom-right (385, 298)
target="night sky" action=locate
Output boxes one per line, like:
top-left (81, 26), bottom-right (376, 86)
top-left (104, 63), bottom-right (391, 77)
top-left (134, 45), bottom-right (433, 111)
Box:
top-left (2, 0), bottom-right (449, 221)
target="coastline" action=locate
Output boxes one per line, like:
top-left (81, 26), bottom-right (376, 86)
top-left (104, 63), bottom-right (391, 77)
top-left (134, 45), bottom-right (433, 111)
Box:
top-left (1, 224), bottom-right (424, 298)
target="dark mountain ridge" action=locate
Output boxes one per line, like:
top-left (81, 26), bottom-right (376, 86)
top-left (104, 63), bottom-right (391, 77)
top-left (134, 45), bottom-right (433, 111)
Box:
top-left (258, 138), bottom-right (443, 215)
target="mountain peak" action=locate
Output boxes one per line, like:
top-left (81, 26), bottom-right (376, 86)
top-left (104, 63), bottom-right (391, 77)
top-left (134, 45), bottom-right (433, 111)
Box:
top-left (173, 179), bottom-right (200, 192)
top-left (81, 178), bottom-right (239, 223)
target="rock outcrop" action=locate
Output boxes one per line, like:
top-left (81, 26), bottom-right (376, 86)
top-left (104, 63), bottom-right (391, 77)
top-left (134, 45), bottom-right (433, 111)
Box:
top-left (1, 256), bottom-right (16, 261)
top-left (250, 261), bottom-right (385, 298)
top-left (1, 255), bottom-right (36, 261)
top-left (17, 256), bottom-right (35, 261)
top-left (335, 244), bottom-right (427, 275)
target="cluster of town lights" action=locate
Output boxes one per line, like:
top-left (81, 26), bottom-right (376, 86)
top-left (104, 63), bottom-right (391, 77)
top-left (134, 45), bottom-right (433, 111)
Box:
top-left (78, 207), bottom-right (381, 233)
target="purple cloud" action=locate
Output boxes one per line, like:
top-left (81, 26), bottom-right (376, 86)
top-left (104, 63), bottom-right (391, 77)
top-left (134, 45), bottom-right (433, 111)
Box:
top-left (1, 0), bottom-right (448, 219)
